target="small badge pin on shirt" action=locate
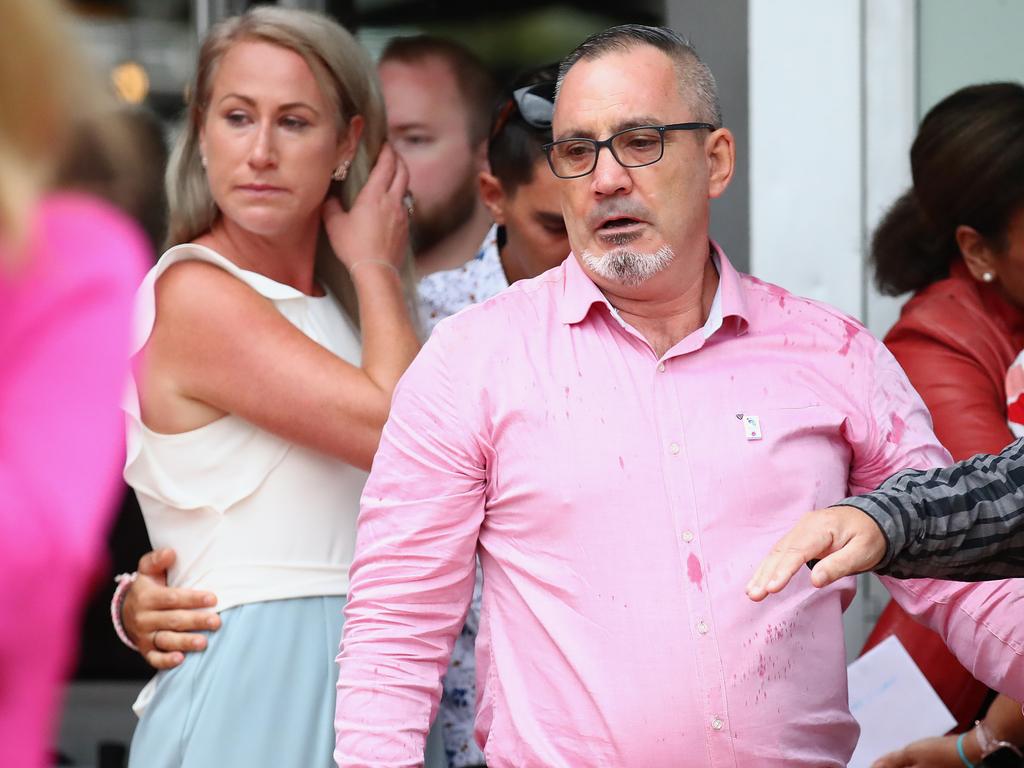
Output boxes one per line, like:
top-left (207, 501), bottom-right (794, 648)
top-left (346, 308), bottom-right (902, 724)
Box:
top-left (743, 414), bottom-right (762, 441)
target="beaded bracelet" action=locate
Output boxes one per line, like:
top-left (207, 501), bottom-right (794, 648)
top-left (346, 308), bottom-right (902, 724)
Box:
top-left (110, 572), bottom-right (139, 651)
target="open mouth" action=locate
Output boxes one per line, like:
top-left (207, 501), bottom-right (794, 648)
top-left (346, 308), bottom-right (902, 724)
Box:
top-left (597, 217), bottom-right (645, 233)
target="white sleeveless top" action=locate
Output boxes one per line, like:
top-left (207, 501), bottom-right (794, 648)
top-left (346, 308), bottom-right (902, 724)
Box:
top-left (123, 244), bottom-right (367, 612)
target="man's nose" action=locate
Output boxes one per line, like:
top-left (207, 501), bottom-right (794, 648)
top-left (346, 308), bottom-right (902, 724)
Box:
top-left (590, 146), bottom-right (631, 197)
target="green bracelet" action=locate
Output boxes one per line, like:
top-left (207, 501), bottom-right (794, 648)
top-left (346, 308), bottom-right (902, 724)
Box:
top-left (957, 732), bottom-right (976, 768)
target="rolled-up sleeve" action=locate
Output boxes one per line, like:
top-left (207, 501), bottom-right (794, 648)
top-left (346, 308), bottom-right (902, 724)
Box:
top-left (335, 321), bottom-right (488, 767)
top-left (883, 576), bottom-right (1024, 699)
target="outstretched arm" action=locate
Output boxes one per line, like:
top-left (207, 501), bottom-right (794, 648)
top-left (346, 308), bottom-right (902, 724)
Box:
top-left (747, 437), bottom-right (1024, 600)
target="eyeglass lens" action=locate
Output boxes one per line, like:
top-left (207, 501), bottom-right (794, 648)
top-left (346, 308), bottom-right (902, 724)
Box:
top-left (550, 127), bottom-right (664, 177)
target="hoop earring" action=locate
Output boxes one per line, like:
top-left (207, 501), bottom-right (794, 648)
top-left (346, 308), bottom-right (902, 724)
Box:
top-left (332, 160), bottom-right (351, 182)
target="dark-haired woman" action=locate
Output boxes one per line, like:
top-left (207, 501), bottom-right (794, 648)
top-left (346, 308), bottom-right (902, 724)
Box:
top-left (867, 82), bottom-right (1024, 768)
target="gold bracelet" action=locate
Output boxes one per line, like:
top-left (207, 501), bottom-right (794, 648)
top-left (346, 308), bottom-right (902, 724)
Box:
top-left (348, 259), bottom-right (401, 277)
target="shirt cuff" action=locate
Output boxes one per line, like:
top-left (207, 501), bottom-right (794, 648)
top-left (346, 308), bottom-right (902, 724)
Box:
top-left (831, 496), bottom-right (902, 572)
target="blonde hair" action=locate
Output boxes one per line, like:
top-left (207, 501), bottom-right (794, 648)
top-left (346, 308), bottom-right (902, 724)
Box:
top-left (167, 6), bottom-right (416, 328)
top-left (0, 0), bottom-right (111, 257)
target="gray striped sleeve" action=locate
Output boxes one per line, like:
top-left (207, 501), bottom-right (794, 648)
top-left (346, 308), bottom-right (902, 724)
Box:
top-left (836, 437), bottom-right (1024, 580)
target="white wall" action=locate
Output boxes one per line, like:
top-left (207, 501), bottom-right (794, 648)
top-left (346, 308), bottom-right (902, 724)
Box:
top-left (748, 0), bottom-right (916, 337)
top-left (749, 1), bottom-right (866, 318)
top-left (919, 0), bottom-right (1024, 115)
top-left (863, 0), bottom-right (917, 337)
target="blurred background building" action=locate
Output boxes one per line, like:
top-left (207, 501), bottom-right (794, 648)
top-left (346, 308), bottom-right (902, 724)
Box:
top-left (59, 1), bottom-right (1024, 765)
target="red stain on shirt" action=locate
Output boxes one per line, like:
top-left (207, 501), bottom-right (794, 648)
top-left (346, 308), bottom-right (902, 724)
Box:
top-left (889, 413), bottom-right (906, 444)
top-left (764, 282), bottom-right (787, 309)
top-left (837, 322), bottom-right (859, 356)
top-left (687, 554), bottom-right (703, 591)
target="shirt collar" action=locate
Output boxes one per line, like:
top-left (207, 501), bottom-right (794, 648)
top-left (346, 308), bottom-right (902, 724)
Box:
top-left (558, 240), bottom-right (750, 336)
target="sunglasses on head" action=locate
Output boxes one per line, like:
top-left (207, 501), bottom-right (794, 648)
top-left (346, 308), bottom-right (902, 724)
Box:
top-left (490, 81), bottom-right (557, 140)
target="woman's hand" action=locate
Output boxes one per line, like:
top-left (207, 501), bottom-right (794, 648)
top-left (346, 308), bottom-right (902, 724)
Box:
top-left (323, 143), bottom-right (411, 273)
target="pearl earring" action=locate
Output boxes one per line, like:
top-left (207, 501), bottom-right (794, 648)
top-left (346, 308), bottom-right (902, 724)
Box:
top-left (332, 160), bottom-right (350, 182)
top-left (982, 271), bottom-right (995, 283)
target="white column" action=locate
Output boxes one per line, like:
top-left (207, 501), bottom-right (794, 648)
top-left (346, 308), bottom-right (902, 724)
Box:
top-left (748, 0), bottom-right (863, 317)
top-left (863, 0), bottom-right (917, 337)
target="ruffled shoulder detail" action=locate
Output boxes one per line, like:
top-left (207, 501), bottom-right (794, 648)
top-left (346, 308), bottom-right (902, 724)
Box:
top-left (123, 414), bottom-right (290, 513)
top-left (122, 244), bottom-right (295, 511)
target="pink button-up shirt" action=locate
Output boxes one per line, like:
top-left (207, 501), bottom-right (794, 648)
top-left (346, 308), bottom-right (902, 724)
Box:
top-left (335, 247), bottom-right (1024, 768)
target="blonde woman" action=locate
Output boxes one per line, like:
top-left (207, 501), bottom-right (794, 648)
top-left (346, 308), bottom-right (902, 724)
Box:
top-left (121, 8), bottom-right (433, 767)
top-left (0, 2), bottom-right (149, 767)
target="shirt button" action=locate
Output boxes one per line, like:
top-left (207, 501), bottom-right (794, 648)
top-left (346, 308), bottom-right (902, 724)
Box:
top-left (682, 530), bottom-right (694, 543)
top-left (669, 442), bottom-right (680, 455)
top-left (711, 717), bottom-right (724, 731)
top-left (697, 620), bottom-right (709, 635)
top-left (657, 363), bottom-right (666, 373)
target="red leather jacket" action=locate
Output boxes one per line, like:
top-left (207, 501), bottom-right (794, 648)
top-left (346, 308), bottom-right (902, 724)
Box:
top-left (886, 260), bottom-right (1024, 460)
top-left (861, 259), bottom-right (1024, 727)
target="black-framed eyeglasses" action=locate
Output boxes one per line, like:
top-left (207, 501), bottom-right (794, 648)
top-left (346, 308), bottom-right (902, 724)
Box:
top-left (542, 122), bottom-right (716, 179)
top-left (490, 81), bottom-right (557, 140)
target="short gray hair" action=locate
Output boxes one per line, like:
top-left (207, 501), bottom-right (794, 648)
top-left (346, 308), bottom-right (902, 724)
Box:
top-left (556, 24), bottom-right (721, 128)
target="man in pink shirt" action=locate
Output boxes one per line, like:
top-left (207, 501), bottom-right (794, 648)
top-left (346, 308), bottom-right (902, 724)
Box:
top-left (335, 25), bottom-right (1024, 767)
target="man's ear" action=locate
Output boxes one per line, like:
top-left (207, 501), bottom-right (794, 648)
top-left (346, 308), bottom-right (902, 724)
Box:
top-left (956, 224), bottom-right (1000, 282)
top-left (479, 171), bottom-right (507, 225)
top-left (706, 127), bottom-right (735, 199)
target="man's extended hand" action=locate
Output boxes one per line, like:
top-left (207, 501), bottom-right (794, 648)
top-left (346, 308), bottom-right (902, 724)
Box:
top-left (122, 548), bottom-right (221, 669)
top-left (745, 505), bottom-right (887, 601)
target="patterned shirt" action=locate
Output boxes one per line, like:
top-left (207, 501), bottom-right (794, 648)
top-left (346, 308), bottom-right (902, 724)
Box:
top-left (842, 436), bottom-right (1024, 580)
top-left (417, 226), bottom-right (506, 337)
top-left (414, 225), bottom-right (505, 767)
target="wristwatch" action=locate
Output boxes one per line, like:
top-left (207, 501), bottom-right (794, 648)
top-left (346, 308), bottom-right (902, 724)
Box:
top-left (975, 719), bottom-right (1024, 768)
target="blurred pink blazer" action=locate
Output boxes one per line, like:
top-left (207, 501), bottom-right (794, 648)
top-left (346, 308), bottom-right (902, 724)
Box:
top-left (0, 194), bottom-right (148, 768)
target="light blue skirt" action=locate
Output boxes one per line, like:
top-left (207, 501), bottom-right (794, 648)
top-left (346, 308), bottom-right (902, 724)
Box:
top-left (129, 596), bottom-right (446, 768)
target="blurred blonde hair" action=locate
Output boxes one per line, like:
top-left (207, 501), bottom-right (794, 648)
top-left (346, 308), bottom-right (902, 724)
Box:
top-left (167, 6), bottom-right (416, 328)
top-left (0, 0), bottom-right (111, 258)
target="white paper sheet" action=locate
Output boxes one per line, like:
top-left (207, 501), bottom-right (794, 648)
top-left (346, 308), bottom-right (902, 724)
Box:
top-left (847, 635), bottom-right (956, 768)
